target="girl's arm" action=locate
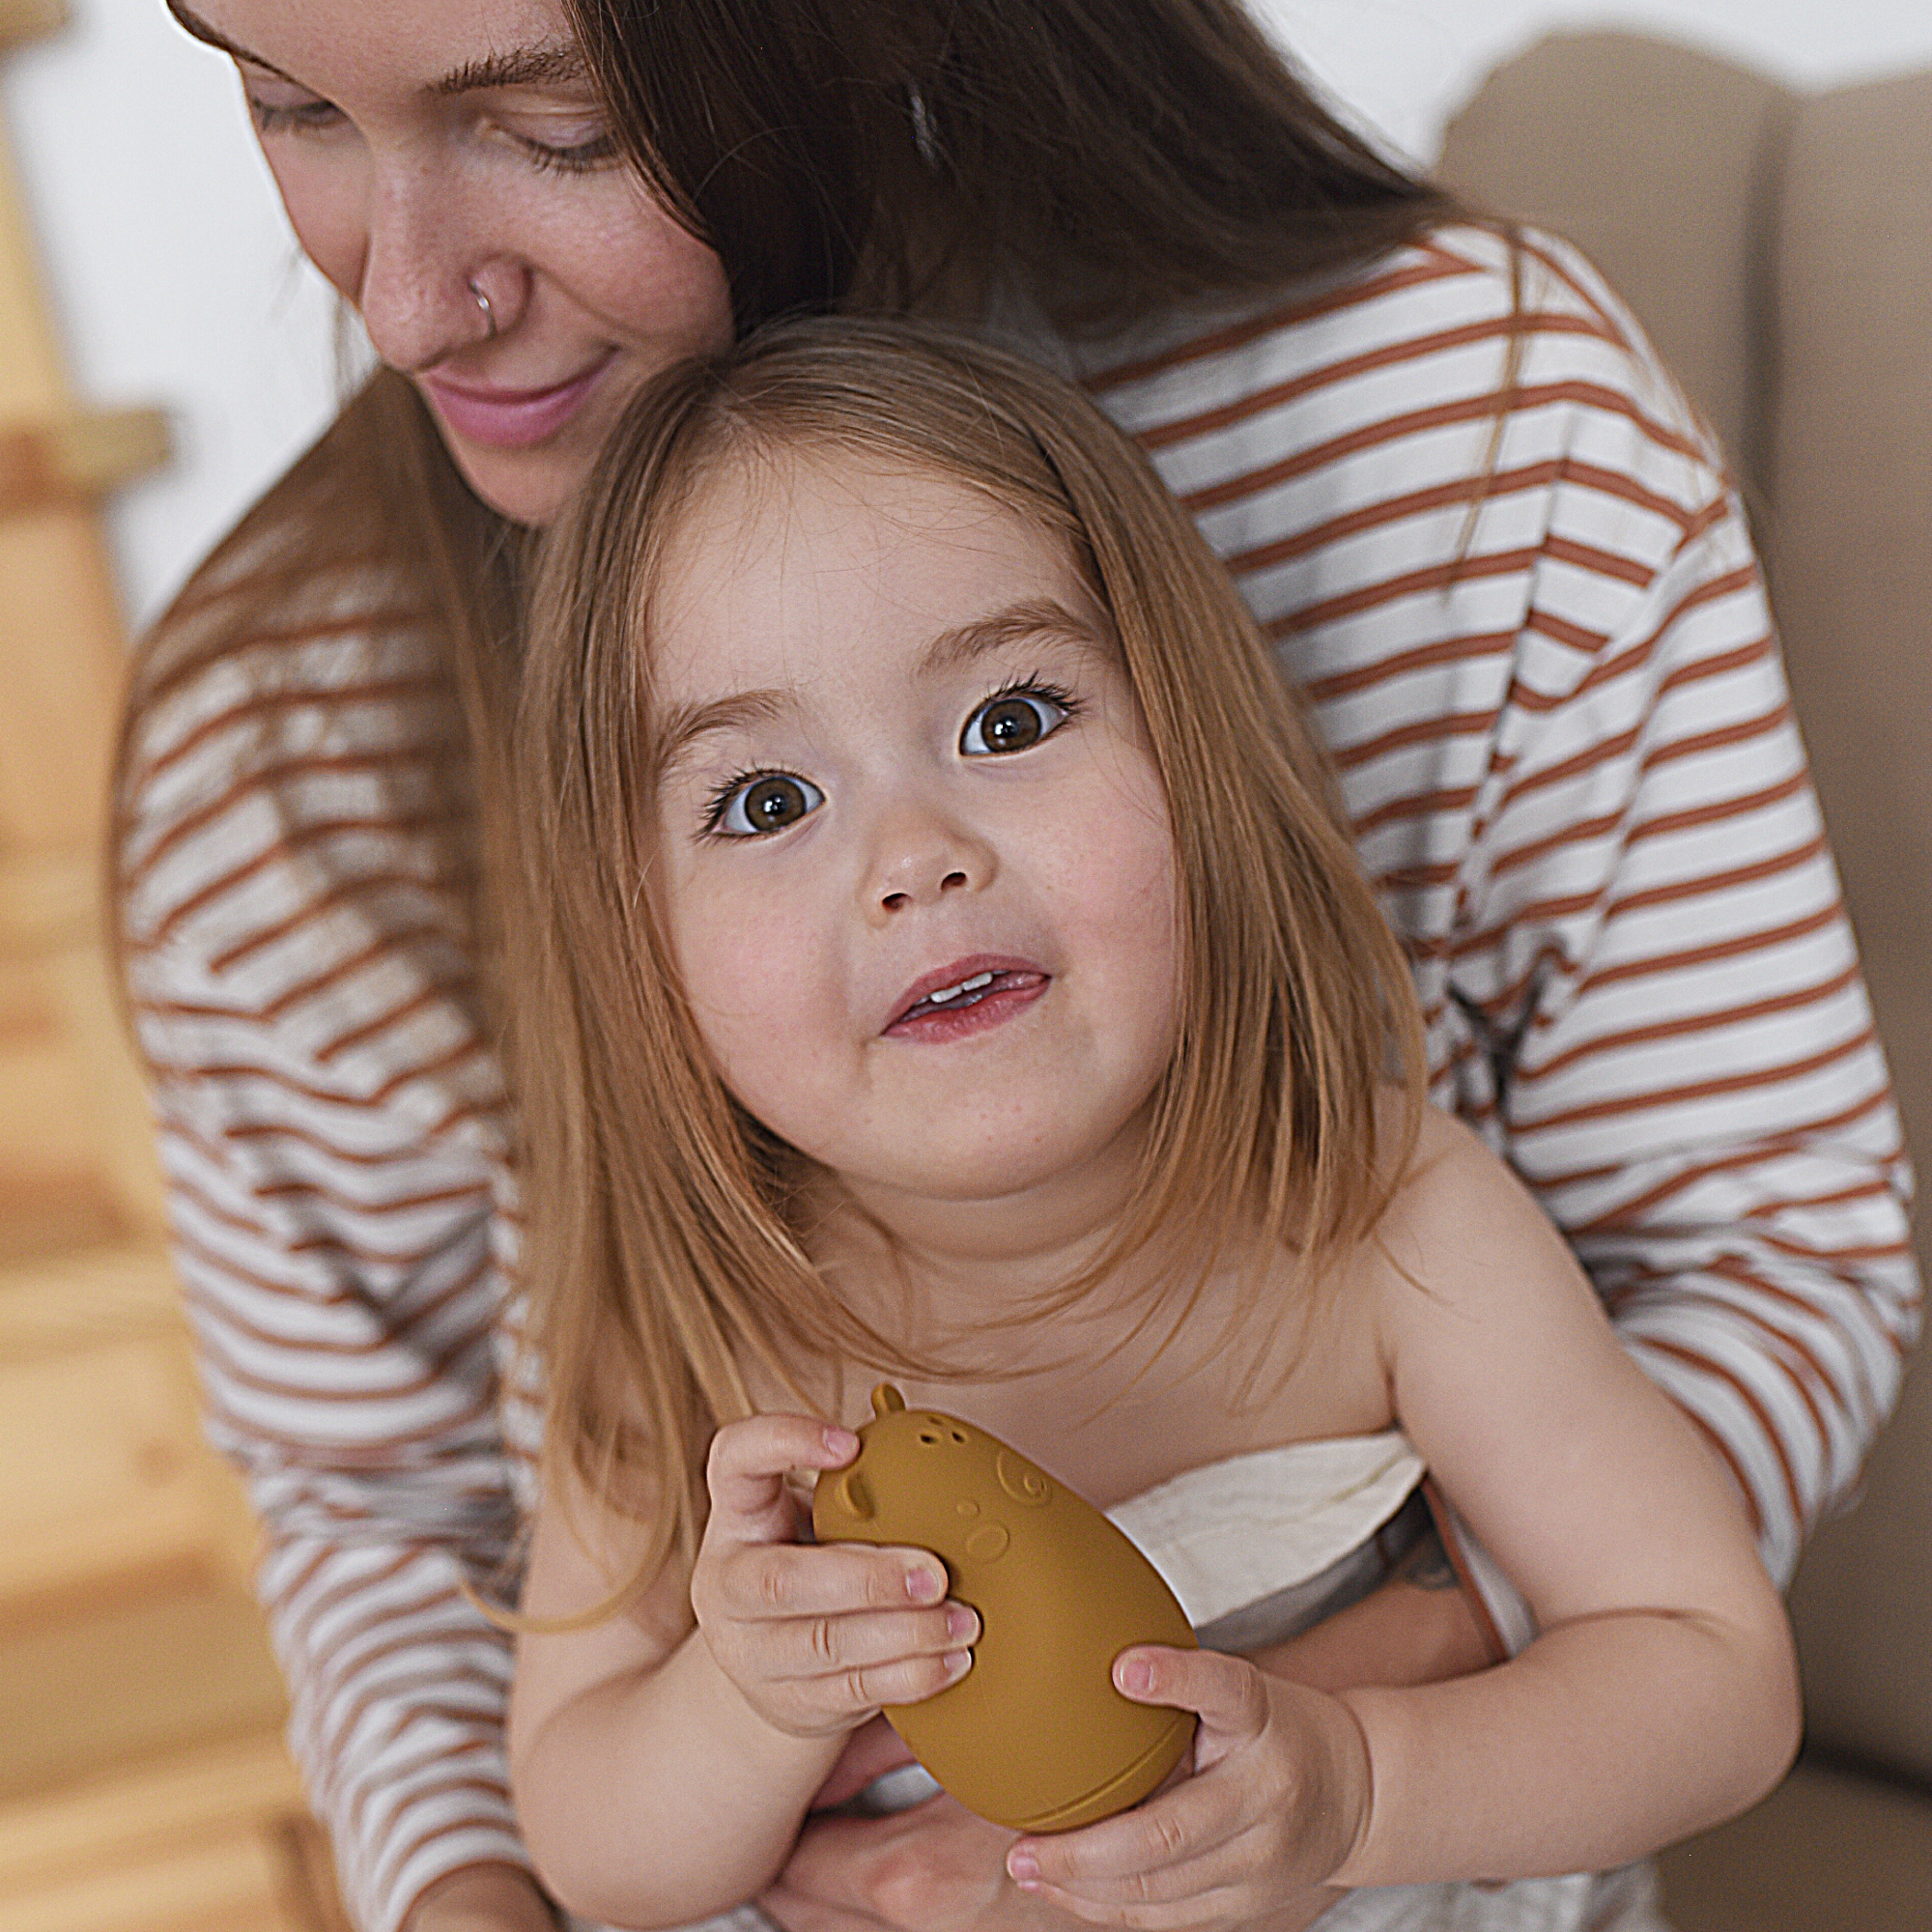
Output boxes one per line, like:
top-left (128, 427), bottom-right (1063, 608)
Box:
top-left (508, 1416), bottom-right (975, 1929)
top-left (1005, 1110), bottom-right (1799, 1919)
top-left (1327, 1108), bottom-right (1801, 1882)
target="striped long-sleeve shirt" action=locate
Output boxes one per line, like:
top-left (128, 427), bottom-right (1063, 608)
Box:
top-left (117, 225), bottom-right (1918, 1932)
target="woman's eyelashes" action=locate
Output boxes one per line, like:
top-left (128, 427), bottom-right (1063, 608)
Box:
top-left (245, 93), bottom-right (342, 137)
top-left (242, 78), bottom-right (616, 173)
top-left (958, 679), bottom-right (1078, 756)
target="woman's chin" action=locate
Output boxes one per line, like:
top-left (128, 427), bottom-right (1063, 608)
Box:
top-left (438, 437), bottom-right (580, 528)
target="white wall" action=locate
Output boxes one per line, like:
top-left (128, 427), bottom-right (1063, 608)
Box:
top-left (7, 0), bottom-right (1932, 632)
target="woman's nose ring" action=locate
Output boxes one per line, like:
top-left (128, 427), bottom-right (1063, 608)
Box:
top-left (469, 278), bottom-right (497, 340)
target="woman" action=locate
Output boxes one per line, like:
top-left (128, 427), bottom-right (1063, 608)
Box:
top-left (116, 3), bottom-right (1916, 1931)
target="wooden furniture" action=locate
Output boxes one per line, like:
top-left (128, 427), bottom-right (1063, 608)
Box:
top-left (0, 6), bottom-right (348, 1926)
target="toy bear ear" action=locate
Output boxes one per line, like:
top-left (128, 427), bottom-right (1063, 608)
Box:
top-left (835, 1470), bottom-right (875, 1521)
top-left (872, 1384), bottom-right (906, 1415)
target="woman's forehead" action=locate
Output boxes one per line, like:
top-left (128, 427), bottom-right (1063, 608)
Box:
top-left (178, 0), bottom-right (585, 97)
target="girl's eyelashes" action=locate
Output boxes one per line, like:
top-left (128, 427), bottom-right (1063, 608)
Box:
top-left (704, 771), bottom-right (825, 839)
top-left (697, 679), bottom-right (1077, 839)
top-left (959, 678), bottom-right (1080, 757)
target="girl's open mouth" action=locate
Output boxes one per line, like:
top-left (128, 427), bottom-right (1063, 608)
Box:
top-left (884, 962), bottom-right (1050, 1041)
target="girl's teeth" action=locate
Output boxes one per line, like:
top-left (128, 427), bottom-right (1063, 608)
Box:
top-left (928, 971), bottom-right (996, 1008)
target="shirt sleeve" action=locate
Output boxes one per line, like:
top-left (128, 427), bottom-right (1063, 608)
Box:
top-left (1359, 239), bottom-right (1920, 1635)
top-left (113, 609), bottom-right (539, 1932)
top-left (1107, 225), bottom-right (1920, 1644)
top-left (1441, 480), bottom-right (1919, 1620)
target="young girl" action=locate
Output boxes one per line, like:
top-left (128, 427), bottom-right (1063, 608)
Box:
top-left (499, 319), bottom-right (1798, 1932)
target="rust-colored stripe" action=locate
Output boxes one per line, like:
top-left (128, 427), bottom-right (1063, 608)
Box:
top-left (1521, 1024), bottom-right (1878, 1134)
top-left (1574, 900), bottom-right (1844, 998)
top-left (1132, 311), bottom-right (1611, 452)
top-left (209, 869), bottom-right (471, 977)
top-left (1538, 1084), bottom-right (1900, 1197)
top-left (134, 603), bottom-right (436, 719)
top-left (1187, 377), bottom-right (1704, 518)
top-left (1082, 252), bottom-right (1476, 391)
top-left (125, 746), bottom-right (456, 900)
top-left (315, 977), bottom-right (482, 1067)
top-left (130, 675), bottom-right (450, 798)
top-left (1331, 706), bottom-right (1500, 772)
top-left (1302, 628), bottom-right (1518, 705)
top-left (1520, 963), bottom-right (1863, 1085)
top-left (1632, 1334), bottom-right (1796, 1531)
top-left (1268, 545), bottom-right (1541, 639)
top-left (150, 811), bottom-right (464, 953)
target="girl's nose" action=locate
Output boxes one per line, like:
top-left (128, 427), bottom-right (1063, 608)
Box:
top-left (867, 810), bottom-right (997, 921)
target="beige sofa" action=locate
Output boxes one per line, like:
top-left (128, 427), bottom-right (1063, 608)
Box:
top-left (1436, 32), bottom-right (1932, 1931)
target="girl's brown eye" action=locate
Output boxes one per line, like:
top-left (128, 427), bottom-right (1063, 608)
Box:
top-left (714, 773), bottom-right (823, 837)
top-left (960, 690), bottom-right (1068, 756)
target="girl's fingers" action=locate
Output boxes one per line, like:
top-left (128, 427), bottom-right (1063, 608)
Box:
top-left (753, 1596), bottom-right (980, 1684)
top-left (1011, 1866), bottom-right (1252, 1931)
top-left (1112, 1645), bottom-right (1269, 1742)
top-left (1009, 1758), bottom-right (1245, 1894)
top-left (706, 1414), bottom-right (860, 1537)
top-left (722, 1538), bottom-right (952, 1619)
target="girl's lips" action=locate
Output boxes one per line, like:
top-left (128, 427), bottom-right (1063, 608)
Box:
top-left (884, 956), bottom-right (1050, 1042)
top-left (417, 355), bottom-right (613, 450)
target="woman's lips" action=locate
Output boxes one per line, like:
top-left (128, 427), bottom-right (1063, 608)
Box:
top-left (417, 355), bottom-right (612, 450)
top-left (884, 957), bottom-right (1050, 1043)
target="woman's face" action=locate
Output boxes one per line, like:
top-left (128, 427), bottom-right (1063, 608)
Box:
top-left (649, 446), bottom-right (1182, 1230)
top-left (176, 0), bottom-right (734, 524)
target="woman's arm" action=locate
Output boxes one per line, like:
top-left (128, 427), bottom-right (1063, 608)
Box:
top-left (1103, 224), bottom-right (1917, 1635)
top-left (117, 601), bottom-right (542, 1932)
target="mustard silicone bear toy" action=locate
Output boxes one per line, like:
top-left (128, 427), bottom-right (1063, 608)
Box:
top-left (811, 1384), bottom-right (1198, 1832)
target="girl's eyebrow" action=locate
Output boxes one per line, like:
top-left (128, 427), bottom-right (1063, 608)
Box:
top-left (657, 691), bottom-right (792, 778)
top-left (917, 598), bottom-right (1110, 679)
top-left (167, 3), bottom-right (590, 94)
top-left (657, 598), bottom-right (1109, 778)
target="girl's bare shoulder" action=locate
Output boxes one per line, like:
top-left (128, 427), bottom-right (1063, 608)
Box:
top-left (1367, 1101), bottom-right (1592, 1332)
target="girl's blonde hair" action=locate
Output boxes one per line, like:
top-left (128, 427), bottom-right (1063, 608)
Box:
top-left (509, 319), bottom-right (1423, 1593)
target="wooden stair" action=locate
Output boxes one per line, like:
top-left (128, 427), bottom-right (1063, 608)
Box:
top-left (0, 9), bottom-right (349, 1927)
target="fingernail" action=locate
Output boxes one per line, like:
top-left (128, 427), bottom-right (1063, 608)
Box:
top-left (947, 1604), bottom-right (979, 1642)
top-left (907, 1566), bottom-right (945, 1602)
top-left (1008, 1850), bottom-right (1039, 1887)
top-left (1117, 1655), bottom-right (1154, 1694)
top-left (944, 1648), bottom-right (973, 1680)
top-left (823, 1426), bottom-right (859, 1458)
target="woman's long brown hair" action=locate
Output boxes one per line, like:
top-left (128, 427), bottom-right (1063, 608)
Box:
top-left (115, 0), bottom-right (1465, 965)
top-left (508, 321), bottom-right (1423, 1603)
top-left (568, 0), bottom-right (1457, 332)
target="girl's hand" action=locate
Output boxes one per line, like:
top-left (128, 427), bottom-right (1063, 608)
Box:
top-left (690, 1413), bottom-right (979, 1739)
top-left (1003, 1648), bottom-right (1371, 1928)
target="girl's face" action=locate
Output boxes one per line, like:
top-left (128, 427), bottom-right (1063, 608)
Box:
top-left (176, 0), bottom-right (733, 525)
top-left (650, 449), bottom-right (1182, 1226)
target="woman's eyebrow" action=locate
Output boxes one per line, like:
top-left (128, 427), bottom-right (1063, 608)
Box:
top-left (166, 3), bottom-right (589, 96)
top-left (167, 4), bottom-right (293, 80)
top-left (433, 44), bottom-right (594, 96)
